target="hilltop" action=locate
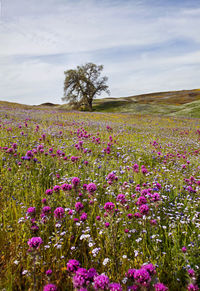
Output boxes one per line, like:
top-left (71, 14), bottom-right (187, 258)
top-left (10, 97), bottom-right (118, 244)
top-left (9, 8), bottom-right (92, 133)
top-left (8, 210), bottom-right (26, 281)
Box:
top-left (1, 89), bottom-right (200, 117)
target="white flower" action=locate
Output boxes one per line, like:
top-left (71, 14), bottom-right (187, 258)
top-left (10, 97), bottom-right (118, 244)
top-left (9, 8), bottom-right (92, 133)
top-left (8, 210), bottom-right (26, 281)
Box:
top-left (122, 277), bottom-right (128, 284)
top-left (134, 250), bottom-right (139, 257)
top-left (103, 258), bottom-right (110, 265)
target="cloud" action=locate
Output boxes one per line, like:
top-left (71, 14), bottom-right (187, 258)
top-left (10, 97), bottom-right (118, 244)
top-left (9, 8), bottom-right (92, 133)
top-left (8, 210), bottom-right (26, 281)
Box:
top-left (0, 0), bottom-right (200, 104)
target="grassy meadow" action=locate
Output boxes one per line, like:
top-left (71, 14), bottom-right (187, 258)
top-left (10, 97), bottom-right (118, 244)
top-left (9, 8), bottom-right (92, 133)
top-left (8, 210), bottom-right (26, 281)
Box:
top-left (0, 104), bottom-right (200, 290)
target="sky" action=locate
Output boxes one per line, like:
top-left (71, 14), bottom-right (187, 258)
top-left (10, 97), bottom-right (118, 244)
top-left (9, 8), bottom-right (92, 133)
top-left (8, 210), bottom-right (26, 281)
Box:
top-left (0, 0), bottom-right (200, 105)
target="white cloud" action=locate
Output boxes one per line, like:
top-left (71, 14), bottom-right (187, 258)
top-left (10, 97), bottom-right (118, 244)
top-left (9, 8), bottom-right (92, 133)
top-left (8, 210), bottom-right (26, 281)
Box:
top-left (0, 0), bottom-right (200, 104)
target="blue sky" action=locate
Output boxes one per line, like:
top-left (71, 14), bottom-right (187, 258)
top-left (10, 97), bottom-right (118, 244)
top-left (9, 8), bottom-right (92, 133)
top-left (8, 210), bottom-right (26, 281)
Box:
top-left (0, 0), bottom-right (200, 105)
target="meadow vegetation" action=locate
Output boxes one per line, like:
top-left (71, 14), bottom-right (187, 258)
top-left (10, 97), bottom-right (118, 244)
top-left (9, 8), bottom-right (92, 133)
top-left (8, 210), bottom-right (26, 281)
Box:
top-left (0, 105), bottom-right (200, 290)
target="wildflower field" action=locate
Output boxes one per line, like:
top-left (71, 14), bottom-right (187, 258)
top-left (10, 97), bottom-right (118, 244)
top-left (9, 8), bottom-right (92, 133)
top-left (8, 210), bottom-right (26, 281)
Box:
top-left (0, 107), bottom-right (200, 291)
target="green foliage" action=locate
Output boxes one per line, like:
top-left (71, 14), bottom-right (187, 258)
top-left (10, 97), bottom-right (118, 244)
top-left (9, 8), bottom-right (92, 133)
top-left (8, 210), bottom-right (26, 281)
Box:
top-left (62, 63), bottom-right (110, 111)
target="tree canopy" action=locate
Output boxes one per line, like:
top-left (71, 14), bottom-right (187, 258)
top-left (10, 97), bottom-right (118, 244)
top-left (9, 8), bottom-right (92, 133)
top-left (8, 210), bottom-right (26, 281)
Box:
top-left (62, 63), bottom-right (110, 111)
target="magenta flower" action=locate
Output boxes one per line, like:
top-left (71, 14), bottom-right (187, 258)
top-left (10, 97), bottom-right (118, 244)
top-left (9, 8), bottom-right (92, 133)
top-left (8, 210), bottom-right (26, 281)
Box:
top-left (87, 183), bottom-right (97, 194)
top-left (61, 183), bottom-right (72, 191)
top-left (53, 185), bottom-right (61, 192)
top-left (132, 163), bottom-right (139, 173)
top-left (75, 202), bottom-right (84, 212)
top-left (87, 268), bottom-right (97, 280)
top-left (73, 268), bottom-right (89, 289)
top-left (188, 269), bottom-right (195, 277)
top-left (27, 207), bottom-right (36, 216)
top-left (154, 283), bottom-right (168, 291)
top-left (66, 259), bottom-right (80, 273)
top-left (94, 274), bottom-right (110, 290)
top-left (116, 194), bottom-right (127, 205)
top-left (46, 269), bottom-right (52, 276)
top-left (104, 202), bottom-right (115, 212)
top-left (126, 268), bottom-right (136, 279)
top-left (109, 283), bottom-right (123, 291)
top-left (127, 213), bottom-right (133, 219)
top-left (134, 268), bottom-right (151, 286)
top-left (45, 189), bottom-right (53, 196)
top-left (42, 206), bottom-right (51, 215)
top-left (72, 177), bottom-right (80, 186)
top-left (107, 172), bottom-right (117, 181)
top-left (137, 196), bottom-right (147, 206)
top-left (142, 263), bottom-right (156, 276)
top-left (139, 204), bottom-right (149, 215)
top-left (43, 284), bottom-right (57, 291)
top-left (187, 284), bottom-right (199, 291)
top-left (151, 192), bottom-right (160, 202)
top-left (134, 212), bottom-right (142, 218)
top-left (54, 207), bottom-right (65, 219)
top-left (80, 212), bottom-right (87, 221)
top-left (27, 237), bottom-right (43, 249)
top-left (105, 222), bottom-right (110, 228)
top-left (182, 246), bottom-right (187, 253)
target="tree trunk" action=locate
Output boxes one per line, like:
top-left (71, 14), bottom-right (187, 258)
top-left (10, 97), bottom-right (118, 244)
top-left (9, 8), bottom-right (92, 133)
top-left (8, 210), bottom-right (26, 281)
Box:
top-left (88, 99), bottom-right (93, 112)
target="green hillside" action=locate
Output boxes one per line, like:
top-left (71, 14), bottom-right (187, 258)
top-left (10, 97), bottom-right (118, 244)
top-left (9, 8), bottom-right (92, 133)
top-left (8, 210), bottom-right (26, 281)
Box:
top-left (1, 89), bottom-right (200, 117)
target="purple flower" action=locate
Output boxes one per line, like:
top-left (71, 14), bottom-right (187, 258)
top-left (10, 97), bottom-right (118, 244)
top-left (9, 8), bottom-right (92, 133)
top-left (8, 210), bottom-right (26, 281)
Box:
top-left (42, 198), bottom-right (47, 204)
top-left (73, 268), bottom-right (89, 289)
top-left (87, 183), bottom-right (97, 194)
top-left (27, 207), bottom-right (36, 216)
top-left (187, 284), bottom-right (199, 291)
top-left (151, 192), bottom-right (160, 202)
top-left (127, 213), bottom-right (133, 219)
top-left (104, 202), bottom-right (115, 212)
top-left (87, 268), bottom-right (97, 280)
top-left (27, 237), bottom-right (43, 249)
top-left (107, 172), bottom-right (116, 181)
top-left (127, 285), bottom-right (139, 291)
top-left (126, 268), bottom-right (136, 279)
top-left (53, 185), bottom-right (61, 192)
top-left (137, 196), bottom-right (147, 206)
top-left (75, 202), bottom-right (84, 212)
top-left (54, 207), bottom-right (65, 219)
top-left (72, 177), bottom-right (80, 186)
top-left (105, 222), bottom-right (110, 228)
top-left (61, 183), bottom-right (72, 191)
top-left (43, 284), bottom-right (57, 291)
top-left (93, 274), bottom-right (110, 290)
top-left (83, 184), bottom-right (88, 190)
top-left (116, 194), bottom-right (127, 205)
top-left (46, 269), bottom-right (52, 276)
top-left (182, 246), bottom-right (187, 253)
top-left (67, 259), bottom-right (80, 273)
top-left (134, 212), bottom-right (142, 218)
top-left (188, 269), bottom-right (195, 277)
top-left (26, 150), bottom-right (33, 157)
top-left (154, 283), bottom-right (168, 291)
top-left (142, 263), bottom-right (156, 276)
top-left (109, 283), bottom-right (123, 291)
top-left (132, 163), bottom-right (139, 173)
top-left (134, 268), bottom-right (151, 286)
top-left (42, 206), bottom-right (51, 215)
top-left (139, 204), bottom-right (149, 215)
top-left (45, 189), bottom-right (53, 196)
top-left (80, 212), bottom-right (87, 221)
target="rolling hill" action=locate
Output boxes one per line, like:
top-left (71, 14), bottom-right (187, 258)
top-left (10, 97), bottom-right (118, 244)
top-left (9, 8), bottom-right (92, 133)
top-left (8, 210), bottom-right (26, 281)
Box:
top-left (1, 89), bottom-right (200, 117)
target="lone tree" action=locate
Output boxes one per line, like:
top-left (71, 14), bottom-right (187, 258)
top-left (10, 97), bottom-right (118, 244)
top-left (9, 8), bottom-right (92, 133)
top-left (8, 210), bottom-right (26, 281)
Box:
top-left (62, 63), bottom-right (110, 111)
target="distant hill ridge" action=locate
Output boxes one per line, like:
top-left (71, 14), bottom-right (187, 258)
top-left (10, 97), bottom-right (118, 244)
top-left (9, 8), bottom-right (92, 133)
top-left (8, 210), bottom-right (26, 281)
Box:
top-left (0, 89), bottom-right (200, 117)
